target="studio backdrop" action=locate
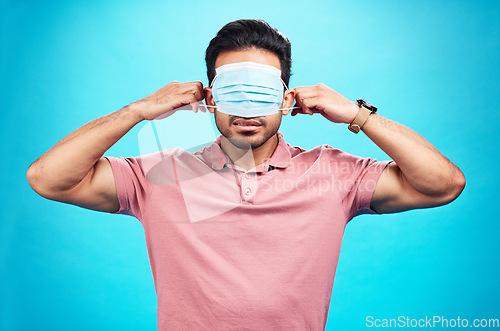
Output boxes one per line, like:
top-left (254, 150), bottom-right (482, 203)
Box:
top-left (1, 0), bottom-right (498, 330)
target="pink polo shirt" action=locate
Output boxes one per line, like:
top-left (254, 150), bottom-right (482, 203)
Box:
top-left (105, 131), bottom-right (391, 330)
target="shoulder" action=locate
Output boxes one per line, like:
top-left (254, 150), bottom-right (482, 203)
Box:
top-left (106, 148), bottom-right (192, 175)
top-left (286, 142), bottom-right (361, 162)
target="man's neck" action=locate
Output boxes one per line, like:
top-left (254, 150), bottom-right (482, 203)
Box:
top-left (220, 134), bottom-right (278, 171)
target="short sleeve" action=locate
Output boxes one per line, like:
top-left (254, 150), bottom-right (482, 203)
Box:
top-left (324, 147), bottom-right (392, 221)
top-left (104, 156), bottom-right (150, 220)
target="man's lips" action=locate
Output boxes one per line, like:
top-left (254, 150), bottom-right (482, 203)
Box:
top-left (233, 118), bottom-right (262, 126)
top-left (232, 118), bottom-right (263, 131)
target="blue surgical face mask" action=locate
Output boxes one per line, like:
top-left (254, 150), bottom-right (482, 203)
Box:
top-left (210, 61), bottom-right (290, 117)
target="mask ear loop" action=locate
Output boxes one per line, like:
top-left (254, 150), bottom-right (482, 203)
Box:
top-left (276, 77), bottom-right (301, 111)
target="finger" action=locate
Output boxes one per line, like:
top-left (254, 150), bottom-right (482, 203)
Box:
top-left (295, 90), bottom-right (318, 106)
top-left (199, 100), bottom-right (207, 112)
top-left (192, 84), bottom-right (205, 102)
top-left (291, 97), bottom-right (312, 116)
top-left (304, 97), bottom-right (322, 115)
top-left (291, 102), bottom-right (309, 116)
top-left (299, 97), bottom-right (322, 115)
top-left (191, 81), bottom-right (205, 101)
top-left (294, 87), bottom-right (320, 115)
top-left (179, 81), bottom-right (204, 102)
top-left (189, 80), bottom-right (204, 87)
top-left (191, 101), bottom-right (199, 113)
top-left (291, 103), bottom-right (301, 116)
top-left (187, 82), bottom-right (203, 113)
top-left (196, 101), bottom-right (205, 113)
top-left (294, 86), bottom-right (320, 100)
top-left (296, 97), bottom-right (311, 115)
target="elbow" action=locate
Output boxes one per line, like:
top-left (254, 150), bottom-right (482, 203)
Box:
top-left (27, 161), bottom-right (53, 199)
top-left (27, 162), bottom-right (43, 196)
top-left (455, 169), bottom-right (466, 197)
top-left (27, 160), bottom-right (82, 202)
top-left (442, 167), bottom-right (466, 204)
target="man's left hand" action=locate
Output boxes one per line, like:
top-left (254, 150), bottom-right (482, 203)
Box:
top-left (291, 83), bottom-right (359, 124)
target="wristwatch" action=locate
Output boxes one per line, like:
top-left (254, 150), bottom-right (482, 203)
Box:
top-left (348, 98), bottom-right (378, 134)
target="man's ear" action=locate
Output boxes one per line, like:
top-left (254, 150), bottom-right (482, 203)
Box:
top-left (281, 89), bottom-right (296, 115)
top-left (204, 87), bottom-right (215, 114)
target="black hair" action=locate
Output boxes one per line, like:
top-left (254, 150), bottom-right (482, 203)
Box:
top-left (205, 19), bottom-right (292, 87)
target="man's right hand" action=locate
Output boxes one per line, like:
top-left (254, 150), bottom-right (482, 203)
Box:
top-left (133, 81), bottom-right (206, 121)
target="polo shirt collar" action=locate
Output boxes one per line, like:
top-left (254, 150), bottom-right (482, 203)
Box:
top-left (197, 131), bottom-right (291, 171)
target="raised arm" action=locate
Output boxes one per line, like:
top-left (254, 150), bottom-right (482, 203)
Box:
top-left (26, 81), bottom-right (205, 212)
top-left (361, 113), bottom-right (465, 213)
top-left (291, 83), bottom-right (465, 214)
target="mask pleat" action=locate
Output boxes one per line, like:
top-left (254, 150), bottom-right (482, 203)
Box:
top-left (211, 62), bottom-right (286, 117)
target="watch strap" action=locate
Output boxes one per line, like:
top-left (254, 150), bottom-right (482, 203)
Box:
top-left (348, 105), bottom-right (372, 134)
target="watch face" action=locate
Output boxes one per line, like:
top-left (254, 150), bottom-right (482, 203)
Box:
top-left (357, 98), bottom-right (377, 113)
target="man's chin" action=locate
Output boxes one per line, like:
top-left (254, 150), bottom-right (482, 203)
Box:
top-left (225, 135), bottom-right (259, 150)
top-left (223, 130), bottom-right (272, 150)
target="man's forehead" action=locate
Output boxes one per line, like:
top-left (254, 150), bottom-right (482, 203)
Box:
top-left (215, 49), bottom-right (281, 71)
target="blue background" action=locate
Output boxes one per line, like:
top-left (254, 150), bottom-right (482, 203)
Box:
top-left (1, 0), bottom-right (499, 330)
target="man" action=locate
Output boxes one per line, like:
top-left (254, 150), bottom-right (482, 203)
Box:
top-left (27, 19), bottom-right (465, 330)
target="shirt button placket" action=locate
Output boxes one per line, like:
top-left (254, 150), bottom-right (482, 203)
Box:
top-left (241, 172), bottom-right (257, 203)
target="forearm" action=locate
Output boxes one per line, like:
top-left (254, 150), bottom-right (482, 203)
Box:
top-left (27, 103), bottom-right (143, 192)
top-left (361, 113), bottom-right (465, 197)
